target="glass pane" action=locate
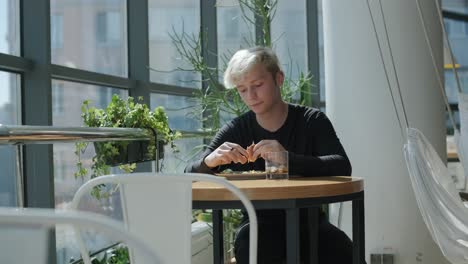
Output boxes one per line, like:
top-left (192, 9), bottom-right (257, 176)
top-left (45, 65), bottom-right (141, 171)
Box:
top-left (0, 0), bottom-right (19, 55)
top-left (52, 80), bottom-right (128, 206)
top-left (0, 71), bottom-right (20, 206)
top-left (160, 137), bottom-right (204, 172)
top-left (52, 80), bottom-right (127, 264)
top-left (150, 93), bottom-right (201, 131)
top-left (271, 0), bottom-right (307, 81)
top-left (150, 94), bottom-right (203, 172)
top-left (148, 0), bottom-right (201, 88)
top-left (443, 0), bottom-right (468, 14)
top-left (217, 0), bottom-right (255, 82)
top-left (50, 0), bottom-right (128, 77)
top-left (443, 12), bottom-right (468, 134)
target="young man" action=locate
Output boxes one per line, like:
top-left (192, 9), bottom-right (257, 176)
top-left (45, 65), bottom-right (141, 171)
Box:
top-left (185, 46), bottom-right (354, 264)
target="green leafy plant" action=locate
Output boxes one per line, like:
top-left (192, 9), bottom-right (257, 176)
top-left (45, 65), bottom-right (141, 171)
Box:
top-left (75, 94), bottom-right (180, 198)
top-left (70, 244), bottom-right (129, 264)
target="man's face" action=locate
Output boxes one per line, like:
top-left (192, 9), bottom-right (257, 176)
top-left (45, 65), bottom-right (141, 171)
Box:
top-left (235, 63), bottom-right (284, 115)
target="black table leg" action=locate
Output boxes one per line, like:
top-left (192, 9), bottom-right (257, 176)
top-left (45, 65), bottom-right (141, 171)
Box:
top-left (213, 209), bottom-right (224, 264)
top-left (286, 208), bottom-right (300, 264)
top-left (306, 207), bottom-right (319, 264)
top-left (352, 192), bottom-right (365, 264)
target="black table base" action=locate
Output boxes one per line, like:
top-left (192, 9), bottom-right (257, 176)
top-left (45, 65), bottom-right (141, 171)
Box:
top-left (193, 191), bottom-right (365, 264)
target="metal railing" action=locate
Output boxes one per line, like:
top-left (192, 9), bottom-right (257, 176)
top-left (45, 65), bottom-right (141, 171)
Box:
top-left (0, 125), bottom-right (155, 145)
top-left (0, 124), bottom-right (212, 207)
top-left (0, 124), bottom-right (160, 207)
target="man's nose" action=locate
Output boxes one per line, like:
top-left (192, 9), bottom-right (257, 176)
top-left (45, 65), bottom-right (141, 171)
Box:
top-left (247, 88), bottom-right (257, 100)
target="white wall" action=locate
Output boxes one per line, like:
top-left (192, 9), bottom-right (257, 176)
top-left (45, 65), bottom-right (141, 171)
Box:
top-left (323, 0), bottom-right (448, 263)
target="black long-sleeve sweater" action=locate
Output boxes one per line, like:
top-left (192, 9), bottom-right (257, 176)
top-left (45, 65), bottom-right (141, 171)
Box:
top-left (185, 104), bottom-right (351, 177)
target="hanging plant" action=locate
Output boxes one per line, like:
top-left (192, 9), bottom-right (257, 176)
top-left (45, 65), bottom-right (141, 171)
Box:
top-left (74, 94), bottom-right (180, 198)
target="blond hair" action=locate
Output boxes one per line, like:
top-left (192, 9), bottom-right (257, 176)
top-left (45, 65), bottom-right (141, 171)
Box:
top-left (223, 46), bottom-right (281, 89)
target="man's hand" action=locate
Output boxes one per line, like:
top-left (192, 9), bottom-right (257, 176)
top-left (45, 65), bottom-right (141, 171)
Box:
top-left (204, 142), bottom-right (249, 168)
top-left (251, 140), bottom-right (286, 161)
top-left (246, 142), bottom-right (255, 162)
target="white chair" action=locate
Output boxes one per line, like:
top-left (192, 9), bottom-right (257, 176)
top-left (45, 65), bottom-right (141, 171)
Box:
top-left (0, 206), bottom-right (160, 264)
top-left (70, 172), bottom-right (258, 264)
top-left (404, 128), bottom-right (468, 263)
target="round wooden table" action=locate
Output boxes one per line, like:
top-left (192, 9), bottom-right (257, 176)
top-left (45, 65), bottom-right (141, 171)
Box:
top-left (192, 176), bottom-right (365, 264)
top-left (193, 176), bottom-right (363, 201)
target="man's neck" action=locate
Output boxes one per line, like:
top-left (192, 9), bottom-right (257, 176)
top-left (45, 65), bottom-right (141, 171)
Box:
top-left (256, 101), bottom-right (289, 132)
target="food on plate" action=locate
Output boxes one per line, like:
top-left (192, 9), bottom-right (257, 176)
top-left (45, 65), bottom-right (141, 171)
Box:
top-left (241, 170), bottom-right (265, 174)
top-left (220, 169), bottom-right (265, 174)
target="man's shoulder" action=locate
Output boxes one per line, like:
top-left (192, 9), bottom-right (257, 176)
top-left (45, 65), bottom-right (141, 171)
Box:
top-left (223, 110), bottom-right (254, 129)
top-left (232, 110), bottom-right (254, 123)
top-left (289, 103), bottom-right (323, 120)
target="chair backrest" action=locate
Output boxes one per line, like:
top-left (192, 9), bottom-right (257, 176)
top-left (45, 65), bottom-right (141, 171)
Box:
top-left (404, 128), bottom-right (468, 263)
top-left (71, 172), bottom-right (258, 264)
top-left (0, 206), bottom-right (161, 264)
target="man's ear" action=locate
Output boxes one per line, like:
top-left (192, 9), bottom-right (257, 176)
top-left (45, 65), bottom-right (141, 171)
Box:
top-left (275, 70), bottom-right (285, 87)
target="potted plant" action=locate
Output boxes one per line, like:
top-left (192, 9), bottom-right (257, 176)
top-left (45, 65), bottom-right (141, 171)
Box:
top-left (74, 94), bottom-right (180, 198)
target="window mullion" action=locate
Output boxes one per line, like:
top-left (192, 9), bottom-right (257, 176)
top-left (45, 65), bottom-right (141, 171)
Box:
top-left (127, 0), bottom-right (152, 172)
top-left (200, 0), bottom-right (218, 144)
top-left (306, 0), bottom-right (321, 108)
top-left (21, 0), bottom-right (56, 262)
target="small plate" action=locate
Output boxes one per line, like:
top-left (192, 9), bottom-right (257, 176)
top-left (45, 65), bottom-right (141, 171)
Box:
top-left (216, 171), bottom-right (267, 180)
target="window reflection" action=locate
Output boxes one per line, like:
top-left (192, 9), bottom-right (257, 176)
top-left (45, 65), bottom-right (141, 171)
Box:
top-left (50, 0), bottom-right (128, 77)
top-left (0, 0), bottom-right (19, 55)
top-left (217, 0), bottom-right (254, 80)
top-left (271, 0), bottom-right (307, 81)
top-left (148, 0), bottom-right (201, 88)
top-left (442, 0), bottom-right (468, 14)
top-left (96, 11), bottom-right (122, 45)
top-left (51, 14), bottom-right (63, 49)
top-left (52, 80), bottom-right (127, 207)
top-left (150, 93), bottom-right (201, 131)
top-left (52, 80), bottom-right (127, 264)
top-left (443, 0), bottom-right (468, 133)
top-left (150, 93), bottom-right (203, 172)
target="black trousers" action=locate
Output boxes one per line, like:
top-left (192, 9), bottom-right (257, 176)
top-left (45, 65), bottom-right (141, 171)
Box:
top-left (234, 209), bottom-right (354, 264)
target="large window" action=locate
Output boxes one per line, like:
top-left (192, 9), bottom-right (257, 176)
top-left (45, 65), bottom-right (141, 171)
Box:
top-left (52, 81), bottom-right (127, 264)
top-left (0, 71), bottom-right (20, 206)
top-left (51, 14), bottom-right (63, 49)
top-left (96, 11), bottom-right (122, 45)
top-left (443, 0), bottom-right (468, 133)
top-left (148, 0), bottom-right (201, 88)
top-left (50, 0), bottom-right (128, 77)
top-left (52, 81), bottom-right (127, 204)
top-left (0, 0), bottom-right (20, 209)
top-left (0, 0), bottom-right (19, 55)
top-left (217, 0), bottom-right (254, 78)
top-left (271, 0), bottom-right (307, 82)
top-left (151, 94), bottom-right (202, 172)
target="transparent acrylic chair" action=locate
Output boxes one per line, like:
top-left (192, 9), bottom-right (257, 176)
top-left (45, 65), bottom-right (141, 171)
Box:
top-left (70, 172), bottom-right (258, 264)
top-left (404, 128), bottom-right (468, 263)
top-left (0, 206), bottom-right (160, 264)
